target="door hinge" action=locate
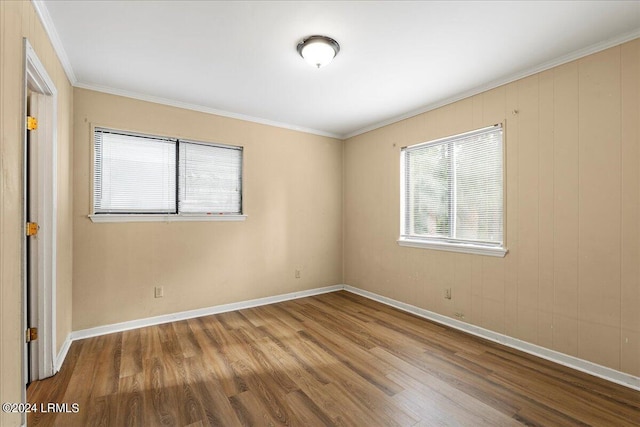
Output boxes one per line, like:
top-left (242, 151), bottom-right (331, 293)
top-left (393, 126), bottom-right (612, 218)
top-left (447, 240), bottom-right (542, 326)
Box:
top-left (26, 222), bottom-right (39, 236)
top-left (26, 327), bottom-right (38, 343)
top-left (26, 116), bottom-right (38, 131)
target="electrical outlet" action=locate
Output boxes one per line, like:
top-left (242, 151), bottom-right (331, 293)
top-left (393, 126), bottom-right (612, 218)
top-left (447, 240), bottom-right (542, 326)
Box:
top-left (154, 286), bottom-right (164, 298)
top-left (444, 288), bottom-right (452, 300)
top-left (295, 269), bottom-right (301, 279)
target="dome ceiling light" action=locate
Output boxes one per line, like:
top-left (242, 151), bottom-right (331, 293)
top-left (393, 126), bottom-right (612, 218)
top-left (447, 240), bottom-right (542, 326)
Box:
top-left (297, 35), bottom-right (340, 69)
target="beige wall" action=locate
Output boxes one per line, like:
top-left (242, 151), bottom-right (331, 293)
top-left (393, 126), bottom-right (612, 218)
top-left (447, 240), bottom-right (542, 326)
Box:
top-left (0, 1), bottom-right (74, 425)
top-left (344, 40), bottom-right (640, 376)
top-left (72, 88), bottom-right (343, 330)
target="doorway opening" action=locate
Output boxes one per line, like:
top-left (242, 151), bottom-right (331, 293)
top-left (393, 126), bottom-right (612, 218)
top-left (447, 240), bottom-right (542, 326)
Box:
top-left (22, 38), bottom-right (58, 397)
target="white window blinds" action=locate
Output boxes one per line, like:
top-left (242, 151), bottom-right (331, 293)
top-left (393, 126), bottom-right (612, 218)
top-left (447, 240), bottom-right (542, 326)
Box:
top-left (179, 141), bottom-right (242, 214)
top-left (401, 124), bottom-right (503, 247)
top-left (94, 128), bottom-right (177, 213)
top-left (93, 128), bottom-right (243, 216)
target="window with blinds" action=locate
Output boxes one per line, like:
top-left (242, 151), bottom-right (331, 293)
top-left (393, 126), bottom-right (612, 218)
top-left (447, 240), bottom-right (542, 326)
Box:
top-left (400, 124), bottom-right (505, 255)
top-left (179, 140), bottom-right (242, 214)
top-left (93, 127), bottom-right (242, 216)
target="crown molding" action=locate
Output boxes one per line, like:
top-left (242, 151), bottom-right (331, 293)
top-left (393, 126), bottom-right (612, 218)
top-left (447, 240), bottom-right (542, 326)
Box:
top-left (31, 0), bottom-right (77, 85)
top-left (29, 0), bottom-right (640, 141)
top-left (343, 29), bottom-right (640, 140)
top-left (30, 1), bottom-right (340, 139)
top-left (74, 82), bottom-right (342, 139)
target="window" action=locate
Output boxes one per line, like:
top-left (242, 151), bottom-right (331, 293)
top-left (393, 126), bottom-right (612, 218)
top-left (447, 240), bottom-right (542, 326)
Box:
top-left (399, 124), bottom-right (506, 257)
top-left (92, 127), bottom-right (243, 222)
top-left (93, 129), bottom-right (177, 214)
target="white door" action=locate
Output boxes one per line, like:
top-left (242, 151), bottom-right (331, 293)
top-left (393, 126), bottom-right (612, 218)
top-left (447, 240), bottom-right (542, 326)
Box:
top-left (23, 40), bottom-right (58, 426)
top-left (26, 92), bottom-right (46, 383)
top-left (27, 92), bottom-right (37, 383)
top-left (25, 89), bottom-right (56, 382)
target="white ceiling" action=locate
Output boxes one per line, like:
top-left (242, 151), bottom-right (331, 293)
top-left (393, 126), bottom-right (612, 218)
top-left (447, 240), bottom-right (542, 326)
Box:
top-left (39, 1), bottom-right (640, 138)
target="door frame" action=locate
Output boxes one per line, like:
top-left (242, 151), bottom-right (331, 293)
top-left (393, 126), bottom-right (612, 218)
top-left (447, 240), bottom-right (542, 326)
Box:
top-left (22, 38), bottom-right (58, 393)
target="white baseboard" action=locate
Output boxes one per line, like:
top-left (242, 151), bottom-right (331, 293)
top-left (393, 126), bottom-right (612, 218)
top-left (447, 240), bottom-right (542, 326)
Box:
top-left (70, 284), bottom-right (345, 341)
top-left (57, 282), bottom-right (639, 392)
top-left (343, 285), bottom-right (640, 391)
top-left (55, 333), bottom-right (72, 372)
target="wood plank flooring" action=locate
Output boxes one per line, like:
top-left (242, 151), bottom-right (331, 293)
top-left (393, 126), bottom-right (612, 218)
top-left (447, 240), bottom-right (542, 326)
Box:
top-left (27, 291), bottom-right (640, 426)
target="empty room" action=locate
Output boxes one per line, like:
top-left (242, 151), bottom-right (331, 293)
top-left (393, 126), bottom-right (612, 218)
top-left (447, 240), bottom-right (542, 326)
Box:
top-left (1, 0), bottom-right (640, 426)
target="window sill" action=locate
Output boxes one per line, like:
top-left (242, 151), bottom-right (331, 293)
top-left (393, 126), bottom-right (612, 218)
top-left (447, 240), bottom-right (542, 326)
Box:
top-left (397, 238), bottom-right (507, 257)
top-left (89, 214), bottom-right (247, 223)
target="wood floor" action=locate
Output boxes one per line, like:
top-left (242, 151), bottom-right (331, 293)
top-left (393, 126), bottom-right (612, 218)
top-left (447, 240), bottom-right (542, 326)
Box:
top-left (28, 291), bottom-right (640, 426)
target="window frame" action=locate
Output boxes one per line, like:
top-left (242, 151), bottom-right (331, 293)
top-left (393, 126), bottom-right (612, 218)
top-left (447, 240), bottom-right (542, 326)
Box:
top-left (89, 125), bottom-right (246, 223)
top-left (398, 124), bottom-right (507, 257)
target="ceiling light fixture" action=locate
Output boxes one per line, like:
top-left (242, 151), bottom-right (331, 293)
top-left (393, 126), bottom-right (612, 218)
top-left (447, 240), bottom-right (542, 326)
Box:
top-left (297, 35), bottom-right (340, 69)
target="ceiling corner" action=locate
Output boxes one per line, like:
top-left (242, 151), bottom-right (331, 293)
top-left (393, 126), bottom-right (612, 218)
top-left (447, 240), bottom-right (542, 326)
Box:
top-left (31, 0), bottom-right (77, 85)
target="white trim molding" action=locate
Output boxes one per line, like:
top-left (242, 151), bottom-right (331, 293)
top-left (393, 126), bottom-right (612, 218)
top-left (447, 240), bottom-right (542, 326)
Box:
top-left (31, 0), bottom-right (640, 141)
top-left (344, 30), bottom-right (640, 139)
top-left (22, 39), bottom-right (59, 427)
top-left (55, 284), bottom-right (639, 393)
top-left (343, 285), bottom-right (640, 392)
top-left (74, 82), bottom-right (342, 139)
top-left (71, 285), bottom-right (344, 341)
top-left (31, 0), bottom-right (77, 85)
top-left (24, 39), bottom-right (58, 382)
top-left (398, 238), bottom-right (508, 257)
top-left (55, 334), bottom-right (72, 372)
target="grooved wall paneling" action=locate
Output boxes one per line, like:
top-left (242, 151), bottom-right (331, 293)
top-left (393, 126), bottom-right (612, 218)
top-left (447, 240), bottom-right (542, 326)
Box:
top-left (344, 40), bottom-right (640, 376)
